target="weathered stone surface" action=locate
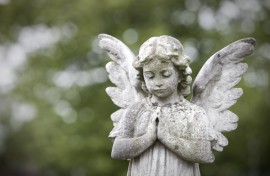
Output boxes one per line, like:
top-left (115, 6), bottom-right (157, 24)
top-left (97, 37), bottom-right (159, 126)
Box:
top-left (99, 34), bottom-right (255, 175)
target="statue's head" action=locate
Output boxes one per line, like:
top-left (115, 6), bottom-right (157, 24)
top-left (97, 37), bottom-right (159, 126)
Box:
top-left (133, 35), bottom-right (192, 97)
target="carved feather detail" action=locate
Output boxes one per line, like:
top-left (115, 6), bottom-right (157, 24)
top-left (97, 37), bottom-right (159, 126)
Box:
top-left (191, 38), bottom-right (256, 151)
top-left (99, 34), bottom-right (145, 131)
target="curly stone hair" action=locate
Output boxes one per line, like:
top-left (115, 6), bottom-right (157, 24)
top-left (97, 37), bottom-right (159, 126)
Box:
top-left (133, 35), bottom-right (192, 97)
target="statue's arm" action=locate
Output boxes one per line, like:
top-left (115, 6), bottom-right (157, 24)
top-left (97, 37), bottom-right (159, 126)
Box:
top-left (157, 110), bottom-right (214, 163)
top-left (111, 114), bottom-right (158, 160)
top-left (158, 133), bottom-right (214, 163)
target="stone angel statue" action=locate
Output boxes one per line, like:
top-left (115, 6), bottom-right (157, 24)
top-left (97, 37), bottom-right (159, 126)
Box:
top-left (98, 34), bottom-right (255, 176)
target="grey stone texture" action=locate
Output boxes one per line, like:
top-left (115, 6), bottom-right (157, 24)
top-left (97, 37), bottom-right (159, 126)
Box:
top-left (99, 34), bottom-right (255, 176)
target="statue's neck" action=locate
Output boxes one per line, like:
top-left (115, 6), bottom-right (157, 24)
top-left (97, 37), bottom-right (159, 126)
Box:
top-left (150, 92), bottom-right (184, 106)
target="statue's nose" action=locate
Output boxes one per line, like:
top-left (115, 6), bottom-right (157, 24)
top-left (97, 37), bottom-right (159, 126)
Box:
top-left (155, 82), bottom-right (163, 87)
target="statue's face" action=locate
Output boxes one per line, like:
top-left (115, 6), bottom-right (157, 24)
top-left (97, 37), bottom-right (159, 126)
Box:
top-left (143, 59), bottom-right (180, 98)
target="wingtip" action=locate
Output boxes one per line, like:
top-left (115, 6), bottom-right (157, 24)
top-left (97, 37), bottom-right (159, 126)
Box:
top-left (241, 38), bottom-right (256, 46)
top-left (98, 33), bottom-right (108, 40)
top-left (99, 33), bottom-right (117, 41)
top-left (98, 34), bottom-right (116, 49)
top-left (98, 34), bottom-right (121, 46)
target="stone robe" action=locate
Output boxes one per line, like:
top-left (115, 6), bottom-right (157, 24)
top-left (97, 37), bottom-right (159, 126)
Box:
top-left (110, 97), bottom-right (211, 176)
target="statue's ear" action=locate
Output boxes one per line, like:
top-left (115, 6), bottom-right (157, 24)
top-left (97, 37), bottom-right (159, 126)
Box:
top-left (178, 70), bottom-right (184, 83)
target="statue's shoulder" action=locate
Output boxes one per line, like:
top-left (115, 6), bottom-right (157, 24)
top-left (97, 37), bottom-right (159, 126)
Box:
top-left (178, 100), bottom-right (210, 131)
top-left (181, 100), bottom-right (207, 119)
top-left (126, 98), bottom-right (149, 116)
top-left (181, 99), bottom-right (204, 111)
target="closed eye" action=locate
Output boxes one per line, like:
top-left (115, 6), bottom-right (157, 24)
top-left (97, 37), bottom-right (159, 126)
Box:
top-left (144, 72), bottom-right (154, 79)
top-left (162, 70), bottom-right (172, 77)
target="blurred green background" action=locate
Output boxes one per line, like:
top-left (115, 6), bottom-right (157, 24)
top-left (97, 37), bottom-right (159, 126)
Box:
top-left (0, 0), bottom-right (269, 175)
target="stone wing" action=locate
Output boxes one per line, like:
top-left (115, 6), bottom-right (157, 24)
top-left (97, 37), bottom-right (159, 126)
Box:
top-left (191, 38), bottom-right (256, 151)
top-left (99, 34), bottom-right (145, 129)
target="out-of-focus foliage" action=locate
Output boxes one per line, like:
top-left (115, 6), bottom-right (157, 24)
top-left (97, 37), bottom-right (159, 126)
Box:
top-left (0, 0), bottom-right (269, 175)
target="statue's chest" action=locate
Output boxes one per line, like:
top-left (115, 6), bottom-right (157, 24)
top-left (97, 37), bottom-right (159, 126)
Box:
top-left (133, 106), bottom-right (194, 137)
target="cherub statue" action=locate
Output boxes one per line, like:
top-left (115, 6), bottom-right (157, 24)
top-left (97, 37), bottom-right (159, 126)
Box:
top-left (99, 34), bottom-right (255, 176)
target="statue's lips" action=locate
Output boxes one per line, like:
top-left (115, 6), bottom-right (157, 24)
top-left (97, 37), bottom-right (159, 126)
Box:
top-left (153, 89), bottom-right (167, 93)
